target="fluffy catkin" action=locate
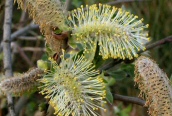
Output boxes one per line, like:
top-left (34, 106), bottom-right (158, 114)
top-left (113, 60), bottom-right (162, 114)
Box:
top-left (38, 51), bottom-right (107, 116)
top-left (68, 4), bottom-right (150, 60)
top-left (0, 68), bottom-right (44, 96)
top-left (134, 56), bottom-right (172, 116)
top-left (15, 0), bottom-right (68, 54)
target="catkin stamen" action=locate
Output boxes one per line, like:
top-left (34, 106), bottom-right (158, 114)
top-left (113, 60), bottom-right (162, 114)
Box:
top-left (68, 4), bottom-right (150, 60)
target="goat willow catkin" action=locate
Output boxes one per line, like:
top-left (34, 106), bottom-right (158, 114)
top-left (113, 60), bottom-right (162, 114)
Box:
top-left (15, 0), bottom-right (67, 30)
top-left (134, 56), bottom-right (172, 116)
top-left (15, 0), bottom-right (68, 54)
top-left (68, 4), bottom-right (150, 60)
top-left (0, 68), bottom-right (44, 96)
top-left (38, 50), bottom-right (107, 116)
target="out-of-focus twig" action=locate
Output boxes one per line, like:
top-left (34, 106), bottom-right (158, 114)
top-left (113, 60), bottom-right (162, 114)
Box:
top-left (2, 0), bottom-right (16, 115)
top-left (145, 35), bottom-right (172, 51)
top-left (14, 96), bottom-right (29, 116)
top-left (107, 0), bottom-right (146, 5)
top-left (0, 23), bottom-right (39, 53)
top-left (114, 94), bottom-right (145, 106)
top-left (19, 11), bottom-right (27, 24)
top-left (17, 36), bottom-right (42, 41)
top-left (11, 22), bottom-right (39, 40)
top-left (22, 47), bottom-right (46, 52)
top-left (65, 0), bottom-right (72, 11)
top-left (99, 59), bottom-right (122, 71)
top-left (17, 45), bottom-right (34, 67)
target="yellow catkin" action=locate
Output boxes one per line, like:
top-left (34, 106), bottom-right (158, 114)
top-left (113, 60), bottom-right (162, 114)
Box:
top-left (134, 56), bottom-right (172, 116)
top-left (38, 52), bottom-right (107, 116)
top-left (0, 68), bottom-right (44, 96)
top-left (68, 4), bottom-right (150, 60)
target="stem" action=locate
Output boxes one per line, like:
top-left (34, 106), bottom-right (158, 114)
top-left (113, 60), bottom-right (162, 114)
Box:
top-left (114, 94), bottom-right (145, 106)
top-left (11, 22), bottom-right (39, 41)
top-left (65, 0), bottom-right (72, 11)
top-left (2, 0), bottom-right (16, 115)
top-left (107, 0), bottom-right (146, 5)
top-left (146, 35), bottom-right (172, 50)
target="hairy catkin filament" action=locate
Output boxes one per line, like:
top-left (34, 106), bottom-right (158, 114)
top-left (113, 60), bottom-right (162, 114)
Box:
top-left (0, 68), bottom-right (44, 96)
top-left (134, 56), bottom-right (172, 116)
top-left (39, 52), bottom-right (107, 116)
top-left (68, 4), bottom-right (150, 60)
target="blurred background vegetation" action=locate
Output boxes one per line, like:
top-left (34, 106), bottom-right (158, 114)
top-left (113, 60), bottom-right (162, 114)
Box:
top-left (0, 0), bottom-right (172, 116)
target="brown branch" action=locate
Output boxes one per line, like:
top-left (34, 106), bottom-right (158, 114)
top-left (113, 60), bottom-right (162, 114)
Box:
top-left (99, 59), bottom-right (122, 71)
top-left (146, 35), bottom-right (172, 50)
top-left (17, 45), bottom-right (34, 67)
top-left (2, 0), bottom-right (16, 115)
top-left (107, 0), bottom-right (146, 5)
top-left (65, 0), bottom-right (72, 11)
top-left (114, 94), bottom-right (145, 106)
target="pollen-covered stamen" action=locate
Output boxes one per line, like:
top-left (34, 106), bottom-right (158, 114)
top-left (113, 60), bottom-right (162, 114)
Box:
top-left (68, 4), bottom-right (150, 60)
top-left (38, 52), bottom-right (107, 116)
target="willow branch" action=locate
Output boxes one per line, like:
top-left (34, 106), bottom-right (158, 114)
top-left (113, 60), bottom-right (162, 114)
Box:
top-left (14, 96), bottom-right (29, 116)
top-left (65, 0), bottom-right (72, 11)
top-left (114, 94), bottom-right (145, 106)
top-left (146, 36), bottom-right (172, 50)
top-left (2, 0), bottom-right (16, 115)
top-left (137, 35), bottom-right (172, 54)
top-left (11, 22), bottom-right (39, 41)
top-left (17, 36), bottom-right (42, 41)
top-left (22, 47), bottom-right (46, 52)
top-left (6, 96), bottom-right (29, 116)
top-left (17, 45), bottom-right (34, 67)
top-left (107, 0), bottom-right (146, 5)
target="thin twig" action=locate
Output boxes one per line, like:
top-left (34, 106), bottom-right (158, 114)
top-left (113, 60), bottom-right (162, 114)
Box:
top-left (11, 22), bottom-right (39, 40)
top-left (22, 47), bottom-right (46, 52)
top-left (0, 23), bottom-right (39, 53)
top-left (19, 11), bottom-right (27, 24)
top-left (17, 45), bottom-right (34, 67)
top-left (65, 0), bottom-right (72, 11)
top-left (2, 0), bottom-right (16, 115)
top-left (17, 36), bottom-right (43, 41)
top-left (14, 96), bottom-right (29, 116)
top-left (137, 35), bottom-right (172, 54)
top-left (107, 0), bottom-right (146, 5)
top-left (6, 96), bottom-right (29, 116)
top-left (114, 94), bottom-right (145, 106)
top-left (146, 35), bottom-right (172, 51)
top-left (99, 59), bottom-right (122, 71)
